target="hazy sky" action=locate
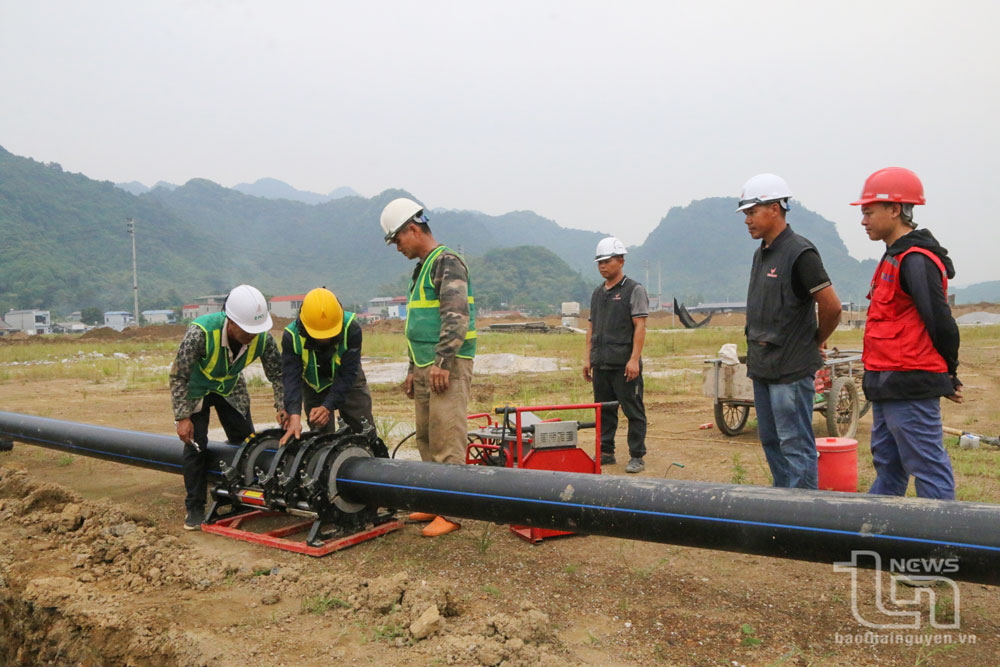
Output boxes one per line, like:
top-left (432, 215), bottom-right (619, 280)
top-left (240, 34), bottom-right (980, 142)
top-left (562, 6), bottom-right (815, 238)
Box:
top-left (3, 1), bottom-right (998, 285)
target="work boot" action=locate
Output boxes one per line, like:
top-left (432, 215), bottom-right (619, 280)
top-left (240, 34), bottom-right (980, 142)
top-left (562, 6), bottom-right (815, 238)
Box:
top-left (183, 509), bottom-right (204, 531)
top-left (421, 516), bottom-right (461, 537)
top-left (600, 452), bottom-right (616, 465)
top-left (408, 512), bottom-right (436, 522)
top-left (625, 458), bottom-right (645, 474)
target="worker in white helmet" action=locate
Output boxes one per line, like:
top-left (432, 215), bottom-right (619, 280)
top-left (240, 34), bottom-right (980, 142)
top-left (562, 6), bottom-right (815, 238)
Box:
top-left (380, 197), bottom-right (476, 537)
top-left (169, 284), bottom-right (286, 530)
top-left (584, 236), bottom-right (649, 474)
top-left (737, 174), bottom-right (841, 489)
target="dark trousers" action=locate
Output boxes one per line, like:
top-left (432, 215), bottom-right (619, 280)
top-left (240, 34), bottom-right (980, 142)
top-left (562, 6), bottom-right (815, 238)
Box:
top-left (182, 393), bottom-right (254, 513)
top-left (302, 368), bottom-right (374, 433)
top-left (592, 366), bottom-right (646, 459)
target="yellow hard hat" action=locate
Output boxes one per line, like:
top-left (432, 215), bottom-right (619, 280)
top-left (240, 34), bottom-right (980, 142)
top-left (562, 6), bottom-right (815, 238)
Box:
top-left (300, 288), bottom-right (344, 339)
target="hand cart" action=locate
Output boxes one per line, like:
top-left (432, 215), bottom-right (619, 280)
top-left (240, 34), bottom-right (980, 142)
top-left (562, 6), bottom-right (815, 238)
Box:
top-left (703, 348), bottom-right (870, 438)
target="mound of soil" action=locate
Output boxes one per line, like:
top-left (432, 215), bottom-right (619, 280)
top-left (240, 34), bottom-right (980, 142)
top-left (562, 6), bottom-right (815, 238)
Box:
top-left (0, 466), bottom-right (568, 665)
top-left (78, 327), bottom-right (125, 342)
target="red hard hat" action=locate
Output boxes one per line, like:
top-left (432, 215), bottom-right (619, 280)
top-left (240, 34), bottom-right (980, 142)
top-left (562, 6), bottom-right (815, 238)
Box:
top-left (850, 167), bottom-right (925, 206)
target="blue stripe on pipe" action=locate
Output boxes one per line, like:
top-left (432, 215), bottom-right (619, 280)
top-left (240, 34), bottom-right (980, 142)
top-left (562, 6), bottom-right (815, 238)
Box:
top-left (0, 430), bottom-right (242, 476)
top-left (341, 478), bottom-right (1000, 553)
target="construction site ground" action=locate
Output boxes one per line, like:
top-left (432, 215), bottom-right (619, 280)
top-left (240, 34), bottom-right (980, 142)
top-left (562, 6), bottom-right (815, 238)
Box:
top-left (1, 309), bottom-right (999, 666)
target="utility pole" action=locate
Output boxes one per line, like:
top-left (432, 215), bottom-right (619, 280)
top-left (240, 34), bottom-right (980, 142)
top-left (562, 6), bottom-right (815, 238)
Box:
top-left (127, 218), bottom-right (139, 327)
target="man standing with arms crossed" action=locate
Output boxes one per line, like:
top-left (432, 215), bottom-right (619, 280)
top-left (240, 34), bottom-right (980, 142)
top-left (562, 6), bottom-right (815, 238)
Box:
top-left (380, 197), bottom-right (476, 537)
top-left (738, 174), bottom-right (841, 489)
top-left (853, 167), bottom-right (961, 500)
top-left (584, 236), bottom-right (649, 474)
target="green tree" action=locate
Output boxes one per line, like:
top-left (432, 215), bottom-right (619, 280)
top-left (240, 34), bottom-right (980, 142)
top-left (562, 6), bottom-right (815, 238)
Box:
top-left (80, 307), bottom-right (102, 325)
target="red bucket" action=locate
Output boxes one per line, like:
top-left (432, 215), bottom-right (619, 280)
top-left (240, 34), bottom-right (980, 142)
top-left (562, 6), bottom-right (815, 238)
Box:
top-left (816, 437), bottom-right (858, 492)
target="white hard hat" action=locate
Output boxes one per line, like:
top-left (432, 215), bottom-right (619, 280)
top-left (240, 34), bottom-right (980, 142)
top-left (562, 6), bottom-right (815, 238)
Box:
top-left (380, 197), bottom-right (428, 245)
top-left (224, 284), bottom-right (273, 335)
top-left (594, 236), bottom-right (627, 262)
top-left (736, 173), bottom-right (793, 212)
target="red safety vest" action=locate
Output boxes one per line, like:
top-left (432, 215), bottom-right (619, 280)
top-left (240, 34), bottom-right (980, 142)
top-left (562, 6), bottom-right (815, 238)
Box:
top-left (863, 247), bottom-right (948, 372)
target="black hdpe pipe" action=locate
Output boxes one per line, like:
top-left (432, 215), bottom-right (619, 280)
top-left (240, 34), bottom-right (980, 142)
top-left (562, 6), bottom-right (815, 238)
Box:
top-left (0, 411), bottom-right (239, 477)
top-left (336, 460), bottom-right (1000, 585)
top-left (2, 411), bottom-right (999, 584)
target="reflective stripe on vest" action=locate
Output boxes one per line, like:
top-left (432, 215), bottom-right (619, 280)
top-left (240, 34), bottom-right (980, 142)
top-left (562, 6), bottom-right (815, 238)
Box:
top-left (285, 312), bottom-right (355, 392)
top-left (186, 312), bottom-right (266, 398)
top-left (863, 247), bottom-right (948, 373)
top-left (405, 245), bottom-right (476, 367)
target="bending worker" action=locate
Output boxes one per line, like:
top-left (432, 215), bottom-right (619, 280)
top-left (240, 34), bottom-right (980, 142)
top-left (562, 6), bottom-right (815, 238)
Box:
top-left (853, 167), bottom-right (961, 499)
top-left (381, 197), bottom-right (476, 538)
top-left (279, 287), bottom-right (380, 452)
top-left (169, 284), bottom-right (286, 530)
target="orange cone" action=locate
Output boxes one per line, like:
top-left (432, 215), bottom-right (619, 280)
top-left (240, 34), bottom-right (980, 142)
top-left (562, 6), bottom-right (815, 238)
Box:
top-left (408, 512), bottom-right (436, 522)
top-left (421, 516), bottom-right (461, 537)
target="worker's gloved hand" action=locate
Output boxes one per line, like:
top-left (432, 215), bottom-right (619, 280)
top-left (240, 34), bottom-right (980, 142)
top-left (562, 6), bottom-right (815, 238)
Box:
top-left (403, 373), bottom-right (415, 399)
top-left (279, 414), bottom-right (301, 446)
top-left (945, 385), bottom-right (964, 404)
top-left (309, 406), bottom-right (331, 427)
top-left (429, 365), bottom-right (450, 393)
top-left (176, 418), bottom-right (194, 445)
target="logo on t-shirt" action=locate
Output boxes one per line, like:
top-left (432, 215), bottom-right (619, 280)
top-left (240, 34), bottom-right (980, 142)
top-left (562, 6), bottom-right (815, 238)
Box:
top-left (766, 267), bottom-right (778, 278)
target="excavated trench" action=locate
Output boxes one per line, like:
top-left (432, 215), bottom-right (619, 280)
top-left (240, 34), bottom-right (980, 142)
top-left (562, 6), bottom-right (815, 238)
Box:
top-left (0, 465), bottom-right (565, 666)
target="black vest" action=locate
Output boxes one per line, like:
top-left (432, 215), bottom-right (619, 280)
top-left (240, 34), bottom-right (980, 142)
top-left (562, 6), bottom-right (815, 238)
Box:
top-left (745, 226), bottom-right (822, 383)
top-left (590, 276), bottom-right (639, 368)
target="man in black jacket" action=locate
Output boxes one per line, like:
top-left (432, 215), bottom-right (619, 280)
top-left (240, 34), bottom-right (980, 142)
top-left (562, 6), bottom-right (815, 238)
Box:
top-left (278, 288), bottom-right (375, 447)
top-left (738, 174), bottom-right (842, 489)
top-left (853, 167), bottom-right (961, 500)
top-left (584, 237), bottom-right (649, 474)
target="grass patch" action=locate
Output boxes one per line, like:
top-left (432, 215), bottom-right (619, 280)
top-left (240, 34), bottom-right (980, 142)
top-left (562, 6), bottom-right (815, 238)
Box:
top-left (301, 594), bottom-right (351, 614)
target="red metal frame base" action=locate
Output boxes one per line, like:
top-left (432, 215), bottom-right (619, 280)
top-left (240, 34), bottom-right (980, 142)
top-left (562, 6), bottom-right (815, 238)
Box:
top-left (200, 510), bottom-right (405, 557)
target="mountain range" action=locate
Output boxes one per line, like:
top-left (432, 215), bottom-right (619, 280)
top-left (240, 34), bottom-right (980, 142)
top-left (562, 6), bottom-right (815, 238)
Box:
top-left (1, 144), bottom-right (995, 315)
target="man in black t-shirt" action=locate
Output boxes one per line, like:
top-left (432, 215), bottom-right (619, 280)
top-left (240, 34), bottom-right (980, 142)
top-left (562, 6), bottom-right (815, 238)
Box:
top-left (738, 174), bottom-right (841, 489)
top-left (584, 237), bottom-right (649, 474)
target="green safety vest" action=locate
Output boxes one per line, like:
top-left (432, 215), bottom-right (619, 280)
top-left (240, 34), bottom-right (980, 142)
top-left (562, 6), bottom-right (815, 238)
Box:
top-left (285, 312), bottom-right (356, 392)
top-left (405, 245), bottom-right (476, 367)
top-left (185, 312), bottom-right (266, 399)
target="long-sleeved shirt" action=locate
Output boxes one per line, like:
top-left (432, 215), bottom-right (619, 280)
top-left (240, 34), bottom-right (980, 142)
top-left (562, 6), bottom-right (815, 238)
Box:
top-left (281, 318), bottom-right (363, 414)
top-left (407, 247), bottom-right (472, 372)
top-left (169, 323), bottom-right (284, 421)
top-left (862, 229), bottom-right (961, 401)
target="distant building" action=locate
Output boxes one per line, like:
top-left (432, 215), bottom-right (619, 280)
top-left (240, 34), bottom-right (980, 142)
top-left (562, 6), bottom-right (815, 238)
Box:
top-left (270, 294), bottom-right (308, 319)
top-left (4, 309), bottom-right (51, 335)
top-left (142, 309), bottom-right (175, 325)
top-left (66, 311), bottom-right (83, 322)
top-left (182, 295), bottom-right (226, 320)
top-left (103, 311), bottom-right (134, 331)
top-left (688, 301), bottom-right (747, 314)
top-left (0, 320), bottom-right (16, 337)
top-left (52, 321), bottom-right (89, 334)
top-left (366, 296), bottom-right (407, 319)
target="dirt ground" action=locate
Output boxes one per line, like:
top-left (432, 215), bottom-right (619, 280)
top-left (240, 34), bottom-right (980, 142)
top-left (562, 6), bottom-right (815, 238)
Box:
top-left (1, 319), bottom-right (999, 665)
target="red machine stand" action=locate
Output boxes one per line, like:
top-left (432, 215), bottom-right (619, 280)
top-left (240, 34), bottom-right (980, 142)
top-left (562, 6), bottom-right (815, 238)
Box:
top-left (200, 510), bottom-right (405, 557)
top-left (511, 444), bottom-right (599, 543)
top-left (467, 402), bottom-right (610, 544)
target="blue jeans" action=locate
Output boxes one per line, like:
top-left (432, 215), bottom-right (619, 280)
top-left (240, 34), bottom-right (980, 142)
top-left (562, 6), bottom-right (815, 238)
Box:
top-left (868, 399), bottom-right (955, 500)
top-left (752, 376), bottom-right (818, 489)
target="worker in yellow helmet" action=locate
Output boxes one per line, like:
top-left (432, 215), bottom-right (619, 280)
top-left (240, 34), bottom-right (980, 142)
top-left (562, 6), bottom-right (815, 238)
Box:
top-left (278, 288), bottom-right (379, 451)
